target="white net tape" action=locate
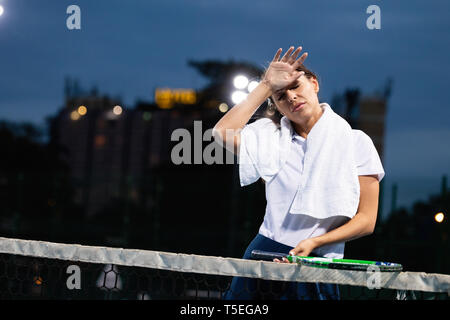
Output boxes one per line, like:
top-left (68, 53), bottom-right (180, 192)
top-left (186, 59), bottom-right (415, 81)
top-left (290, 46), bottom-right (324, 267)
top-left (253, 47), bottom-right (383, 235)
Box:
top-left (0, 237), bottom-right (449, 294)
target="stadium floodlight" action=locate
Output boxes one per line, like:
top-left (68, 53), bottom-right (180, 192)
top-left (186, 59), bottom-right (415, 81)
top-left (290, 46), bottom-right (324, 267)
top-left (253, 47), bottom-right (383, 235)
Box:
top-left (233, 75), bottom-right (249, 90)
top-left (231, 91), bottom-right (247, 104)
top-left (247, 81), bottom-right (259, 92)
top-left (0, 6), bottom-right (4, 17)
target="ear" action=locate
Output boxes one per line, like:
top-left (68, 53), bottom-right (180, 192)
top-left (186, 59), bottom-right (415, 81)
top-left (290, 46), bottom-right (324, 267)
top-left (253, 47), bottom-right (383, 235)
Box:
top-left (272, 102), bottom-right (285, 116)
top-left (311, 77), bottom-right (319, 93)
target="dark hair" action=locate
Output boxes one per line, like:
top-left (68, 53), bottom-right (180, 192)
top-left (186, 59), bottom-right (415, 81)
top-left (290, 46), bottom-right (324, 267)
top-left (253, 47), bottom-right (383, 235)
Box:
top-left (262, 64), bottom-right (318, 127)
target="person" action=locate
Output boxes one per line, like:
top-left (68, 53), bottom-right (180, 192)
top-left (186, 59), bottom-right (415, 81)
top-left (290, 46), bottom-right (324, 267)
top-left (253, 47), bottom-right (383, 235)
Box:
top-left (213, 46), bottom-right (385, 300)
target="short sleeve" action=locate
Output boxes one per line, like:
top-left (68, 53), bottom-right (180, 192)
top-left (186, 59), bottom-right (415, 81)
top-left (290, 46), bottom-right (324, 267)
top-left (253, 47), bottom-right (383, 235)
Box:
top-left (238, 118), bottom-right (274, 186)
top-left (353, 130), bottom-right (385, 182)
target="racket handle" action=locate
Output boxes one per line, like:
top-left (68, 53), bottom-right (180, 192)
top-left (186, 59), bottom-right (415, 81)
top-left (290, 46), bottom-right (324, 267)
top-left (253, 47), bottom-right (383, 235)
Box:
top-left (251, 250), bottom-right (287, 261)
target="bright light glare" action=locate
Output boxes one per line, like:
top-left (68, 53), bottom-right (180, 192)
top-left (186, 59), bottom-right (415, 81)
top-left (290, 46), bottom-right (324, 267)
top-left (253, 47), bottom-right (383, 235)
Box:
top-left (435, 212), bottom-right (444, 223)
top-left (231, 91), bottom-right (247, 104)
top-left (248, 81), bottom-right (259, 92)
top-left (233, 75), bottom-right (249, 89)
top-left (113, 105), bottom-right (123, 115)
top-left (0, 6), bottom-right (4, 17)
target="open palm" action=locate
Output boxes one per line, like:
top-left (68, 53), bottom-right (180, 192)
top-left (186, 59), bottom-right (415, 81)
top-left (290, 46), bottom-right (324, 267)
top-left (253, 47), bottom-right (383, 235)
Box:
top-left (263, 46), bottom-right (308, 92)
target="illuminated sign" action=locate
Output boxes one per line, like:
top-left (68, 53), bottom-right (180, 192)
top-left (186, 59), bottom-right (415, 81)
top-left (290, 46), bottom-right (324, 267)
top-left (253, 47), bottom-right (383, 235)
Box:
top-left (155, 88), bottom-right (197, 109)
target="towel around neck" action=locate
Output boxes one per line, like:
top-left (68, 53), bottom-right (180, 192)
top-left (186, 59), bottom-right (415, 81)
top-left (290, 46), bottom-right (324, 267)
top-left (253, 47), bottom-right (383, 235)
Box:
top-left (239, 103), bottom-right (360, 219)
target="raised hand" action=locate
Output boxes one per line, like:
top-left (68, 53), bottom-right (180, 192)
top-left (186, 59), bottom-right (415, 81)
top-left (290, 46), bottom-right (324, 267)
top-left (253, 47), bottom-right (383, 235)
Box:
top-left (262, 46), bottom-right (308, 92)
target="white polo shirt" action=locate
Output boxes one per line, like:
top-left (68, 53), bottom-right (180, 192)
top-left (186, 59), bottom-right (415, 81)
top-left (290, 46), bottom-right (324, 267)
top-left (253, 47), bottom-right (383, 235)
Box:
top-left (239, 119), bottom-right (385, 258)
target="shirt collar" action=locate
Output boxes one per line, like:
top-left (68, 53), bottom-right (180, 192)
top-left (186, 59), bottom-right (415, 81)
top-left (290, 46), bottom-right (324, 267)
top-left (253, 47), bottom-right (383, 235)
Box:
top-left (292, 132), bottom-right (305, 142)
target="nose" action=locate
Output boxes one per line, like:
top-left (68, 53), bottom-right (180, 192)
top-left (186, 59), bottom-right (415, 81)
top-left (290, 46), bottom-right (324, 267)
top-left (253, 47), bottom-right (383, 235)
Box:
top-left (286, 90), bottom-right (297, 103)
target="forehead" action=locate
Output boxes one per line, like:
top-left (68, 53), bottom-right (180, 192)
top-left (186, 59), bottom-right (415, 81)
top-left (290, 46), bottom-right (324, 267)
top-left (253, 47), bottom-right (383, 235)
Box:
top-left (275, 76), bottom-right (309, 94)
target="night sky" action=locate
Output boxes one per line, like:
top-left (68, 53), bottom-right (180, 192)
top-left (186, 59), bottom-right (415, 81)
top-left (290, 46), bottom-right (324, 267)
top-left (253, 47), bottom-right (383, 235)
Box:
top-left (0, 0), bottom-right (449, 219)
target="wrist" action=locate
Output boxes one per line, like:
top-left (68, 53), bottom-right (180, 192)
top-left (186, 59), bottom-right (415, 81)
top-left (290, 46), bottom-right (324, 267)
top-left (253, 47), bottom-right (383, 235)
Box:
top-left (260, 78), bottom-right (275, 95)
top-left (309, 236), bottom-right (322, 249)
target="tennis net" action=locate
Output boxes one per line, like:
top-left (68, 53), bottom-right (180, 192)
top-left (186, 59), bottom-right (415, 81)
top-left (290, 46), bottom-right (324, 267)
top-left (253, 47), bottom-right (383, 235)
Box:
top-left (0, 237), bottom-right (449, 300)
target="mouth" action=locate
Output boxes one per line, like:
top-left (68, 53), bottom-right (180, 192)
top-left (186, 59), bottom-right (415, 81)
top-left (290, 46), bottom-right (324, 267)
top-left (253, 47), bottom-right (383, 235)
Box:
top-left (291, 102), bottom-right (306, 113)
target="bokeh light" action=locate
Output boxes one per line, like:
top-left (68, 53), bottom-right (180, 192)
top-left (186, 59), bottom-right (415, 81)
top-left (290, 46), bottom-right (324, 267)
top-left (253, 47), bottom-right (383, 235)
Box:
top-left (218, 103), bottom-right (229, 113)
top-left (70, 111), bottom-right (81, 121)
top-left (233, 75), bottom-right (249, 90)
top-left (77, 105), bottom-right (87, 116)
top-left (142, 111), bottom-right (152, 121)
top-left (113, 105), bottom-right (123, 115)
top-left (231, 91), bottom-right (247, 104)
top-left (248, 81), bottom-right (259, 92)
top-left (434, 212), bottom-right (445, 223)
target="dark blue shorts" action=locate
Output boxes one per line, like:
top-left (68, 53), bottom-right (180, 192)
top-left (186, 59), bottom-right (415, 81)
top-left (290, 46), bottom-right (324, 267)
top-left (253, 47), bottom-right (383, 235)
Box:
top-left (223, 234), bottom-right (340, 300)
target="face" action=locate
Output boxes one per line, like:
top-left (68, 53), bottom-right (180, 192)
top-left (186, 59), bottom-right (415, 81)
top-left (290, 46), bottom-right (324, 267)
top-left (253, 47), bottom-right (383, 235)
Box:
top-left (272, 75), bottom-right (320, 120)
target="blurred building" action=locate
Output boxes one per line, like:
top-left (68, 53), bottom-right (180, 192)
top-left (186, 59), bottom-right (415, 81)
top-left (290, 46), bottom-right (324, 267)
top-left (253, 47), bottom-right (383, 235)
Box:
top-left (333, 79), bottom-right (391, 163)
top-left (55, 93), bottom-right (125, 216)
top-left (358, 97), bottom-right (387, 160)
top-left (53, 81), bottom-right (225, 218)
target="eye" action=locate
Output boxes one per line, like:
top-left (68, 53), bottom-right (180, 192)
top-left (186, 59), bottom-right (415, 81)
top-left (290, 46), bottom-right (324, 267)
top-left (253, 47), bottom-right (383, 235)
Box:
top-left (289, 83), bottom-right (300, 90)
top-left (277, 84), bottom-right (299, 100)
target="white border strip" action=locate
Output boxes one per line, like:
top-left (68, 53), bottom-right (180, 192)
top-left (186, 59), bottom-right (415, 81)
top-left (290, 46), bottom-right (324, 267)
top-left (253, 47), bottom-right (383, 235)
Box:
top-left (0, 237), bottom-right (449, 294)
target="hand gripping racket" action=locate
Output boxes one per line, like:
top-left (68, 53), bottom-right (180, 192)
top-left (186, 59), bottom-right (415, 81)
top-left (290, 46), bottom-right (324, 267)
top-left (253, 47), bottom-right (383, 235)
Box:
top-left (251, 250), bottom-right (403, 272)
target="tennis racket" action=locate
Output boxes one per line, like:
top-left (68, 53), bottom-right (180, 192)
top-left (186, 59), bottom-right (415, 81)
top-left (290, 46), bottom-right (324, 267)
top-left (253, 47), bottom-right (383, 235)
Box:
top-left (251, 250), bottom-right (403, 272)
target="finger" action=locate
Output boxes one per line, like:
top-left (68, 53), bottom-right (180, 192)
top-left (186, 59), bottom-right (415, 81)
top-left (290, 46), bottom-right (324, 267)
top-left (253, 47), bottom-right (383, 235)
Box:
top-left (280, 46), bottom-right (294, 62)
top-left (272, 48), bottom-right (282, 62)
top-left (288, 46), bottom-right (302, 63)
top-left (292, 52), bottom-right (308, 69)
top-left (273, 258), bottom-right (281, 263)
top-left (288, 71), bottom-right (304, 83)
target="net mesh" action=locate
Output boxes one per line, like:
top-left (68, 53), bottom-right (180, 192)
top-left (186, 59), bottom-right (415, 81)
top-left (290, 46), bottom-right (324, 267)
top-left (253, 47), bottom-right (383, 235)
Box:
top-left (0, 237), bottom-right (449, 300)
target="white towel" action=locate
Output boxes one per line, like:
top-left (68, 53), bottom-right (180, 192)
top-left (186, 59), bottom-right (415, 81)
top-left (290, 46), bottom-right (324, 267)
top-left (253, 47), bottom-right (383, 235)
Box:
top-left (239, 103), bottom-right (360, 220)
